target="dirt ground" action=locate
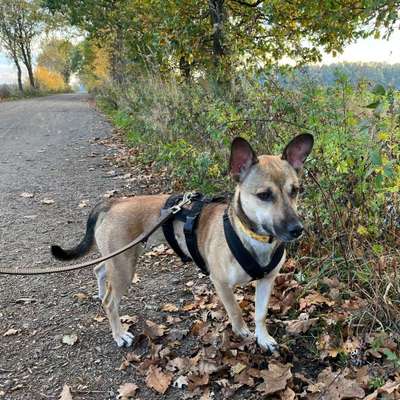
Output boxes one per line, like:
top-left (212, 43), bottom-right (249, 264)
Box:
top-left (1, 94), bottom-right (398, 400)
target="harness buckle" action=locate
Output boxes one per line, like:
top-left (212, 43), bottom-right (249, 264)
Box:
top-left (170, 191), bottom-right (197, 214)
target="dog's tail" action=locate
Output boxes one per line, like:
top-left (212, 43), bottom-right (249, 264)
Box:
top-left (51, 201), bottom-right (111, 261)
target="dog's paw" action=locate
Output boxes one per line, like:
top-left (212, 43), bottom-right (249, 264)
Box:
top-left (232, 324), bottom-right (254, 340)
top-left (114, 331), bottom-right (134, 347)
top-left (256, 333), bottom-right (279, 353)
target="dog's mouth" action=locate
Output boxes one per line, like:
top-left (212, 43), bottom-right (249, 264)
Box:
top-left (269, 223), bottom-right (304, 242)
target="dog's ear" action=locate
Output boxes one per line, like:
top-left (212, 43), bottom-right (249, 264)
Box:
top-left (229, 137), bottom-right (258, 182)
top-left (282, 134), bottom-right (314, 171)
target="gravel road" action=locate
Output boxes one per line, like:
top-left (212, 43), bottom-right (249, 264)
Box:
top-left (0, 94), bottom-right (197, 399)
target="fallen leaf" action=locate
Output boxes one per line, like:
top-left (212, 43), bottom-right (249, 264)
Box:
top-left (78, 200), bottom-right (89, 208)
top-left (162, 303), bottom-right (179, 312)
top-left (231, 362), bottom-right (247, 375)
top-left (62, 334), bottom-right (78, 346)
top-left (93, 315), bottom-right (105, 322)
top-left (3, 328), bottom-right (20, 336)
top-left (145, 365), bottom-right (172, 394)
top-left (73, 292), bottom-right (88, 301)
top-left (187, 374), bottom-right (209, 392)
top-left (280, 387), bottom-right (296, 400)
top-left (117, 383), bottom-right (138, 399)
top-left (256, 361), bottom-right (292, 396)
top-left (59, 384), bottom-right (73, 400)
top-left (41, 198), bottom-right (55, 205)
top-left (20, 192), bottom-right (34, 198)
top-left (144, 320), bottom-right (166, 339)
top-left (285, 317), bottom-right (318, 334)
top-left (307, 367), bottom-right (365, 400)
top-left (103, 189), bottom-right (118, 198)
top-left (299, 292), bottom-right (335, 310)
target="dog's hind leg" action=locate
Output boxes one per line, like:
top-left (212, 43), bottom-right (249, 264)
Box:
top-left (102, 249), bottom-right (139, 347)
top-left (212, 279), bottom-right (253, 339)
top-left (94, 263), bottom-right (107, 300)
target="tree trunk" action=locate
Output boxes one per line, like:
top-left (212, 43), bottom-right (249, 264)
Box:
top-left (179, 56), bottom-right (191, 81)
top-left (208, 0), bottom-right (225, 64)
top-left (110, 28), bottom-right (125, 85)
top-left (13, 56), bottom-right (23, 92)
top-left (20, 43), bottom-right (35, 88)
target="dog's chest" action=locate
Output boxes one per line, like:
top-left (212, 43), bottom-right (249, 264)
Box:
top-left (240, 235), bottom-right (276, 267)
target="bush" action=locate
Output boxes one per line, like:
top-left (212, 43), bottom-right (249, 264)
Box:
top-left (0, 84), bottom-right (11, 99)
top-left (97, 71), bottom-right (400, 331)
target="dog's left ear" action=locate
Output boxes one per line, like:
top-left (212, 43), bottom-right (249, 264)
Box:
top-left (282, 134), bottom-right (314, 172)
top-left (229, 137), bottom-right (258, 182)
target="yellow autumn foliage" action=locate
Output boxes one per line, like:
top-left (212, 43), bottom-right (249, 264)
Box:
top-left (35, 66), bottom-right (67, 91)
top-left (81, 45), bottom-right (110, 91)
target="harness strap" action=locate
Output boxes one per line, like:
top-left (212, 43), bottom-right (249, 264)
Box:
top-left (162, 195), bottom-right (191, 263)
top-left (223, 210), bottom-right (285, 280)
top-left (184, 200), bottom-right (209, 275)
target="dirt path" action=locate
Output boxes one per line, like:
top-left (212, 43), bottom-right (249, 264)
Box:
top-left (0, 94), bottom-right (199, 399)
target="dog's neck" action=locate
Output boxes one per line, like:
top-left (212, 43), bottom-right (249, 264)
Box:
top-left (230, 189), bottom-right (278, 266)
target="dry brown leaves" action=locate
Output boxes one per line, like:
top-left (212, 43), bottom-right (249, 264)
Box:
top-left (146, 365), bottom-right (173, 394)
top-left (256, 361), bottom-right (292, 395)
top-left (117, 382), bottom-right (138, 399)
top-left (307, 368), bottom-right (365, 399)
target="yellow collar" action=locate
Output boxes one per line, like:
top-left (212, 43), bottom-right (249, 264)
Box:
top-left (235, 216), bottom-right (272, 243)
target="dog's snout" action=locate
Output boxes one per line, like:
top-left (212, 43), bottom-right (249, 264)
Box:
top-left (288, 223), bottom-right (303, 238)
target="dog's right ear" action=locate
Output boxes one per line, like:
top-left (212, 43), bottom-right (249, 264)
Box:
top-left (229, 137), bottom-right (258, 182)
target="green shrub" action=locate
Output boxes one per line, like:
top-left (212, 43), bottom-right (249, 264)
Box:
top-left (97, 71), bottom-right (399, 331)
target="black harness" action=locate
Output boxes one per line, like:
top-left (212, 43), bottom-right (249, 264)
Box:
top-left (161, 194), bottom-right (285, 280)
top-left (223, 210), bottom-right (285, 280)
top-left (162, 193), bottom-right (225, 275)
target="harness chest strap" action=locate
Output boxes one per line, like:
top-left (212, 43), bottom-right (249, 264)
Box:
top-left (162, 194), bottom-right (285, 281)
top-left (162, 193), bottom-right (217, 275)
top-left (223, 209), bottom-right (285, 280)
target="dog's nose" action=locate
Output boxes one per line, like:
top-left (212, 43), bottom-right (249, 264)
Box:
top-left (288, 223), bottom-right (303, 238)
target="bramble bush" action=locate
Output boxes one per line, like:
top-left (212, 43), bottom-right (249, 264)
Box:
top-left (98, 71), bottom-right (399, 331)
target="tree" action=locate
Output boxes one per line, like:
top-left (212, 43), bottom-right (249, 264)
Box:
top-left (0, 5), bottom-right (24, 91)
top-left (44, 0), bottom-right (400, 81)
top-left (0, 0), bottom-right (46, 89)
top-left (37, 37), bottom-right (74, 85)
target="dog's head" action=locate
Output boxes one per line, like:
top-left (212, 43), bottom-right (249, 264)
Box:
top-left (229, 134), bottom-right (314, 242)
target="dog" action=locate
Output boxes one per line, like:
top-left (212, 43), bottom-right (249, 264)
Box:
top-left (51, 134), bottom-right (313, 352)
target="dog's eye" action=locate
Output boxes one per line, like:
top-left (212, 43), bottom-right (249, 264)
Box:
top-left (290, 186), bottom-right (299, 198)
top-left (257, 189), bottom-right (273, 202)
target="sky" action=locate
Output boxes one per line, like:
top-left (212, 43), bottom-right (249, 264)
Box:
top-left (1, 32), bottom-right (400, 84)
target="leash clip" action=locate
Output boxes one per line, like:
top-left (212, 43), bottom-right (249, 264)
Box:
top-left (170, 192), bottom-right (197, 214)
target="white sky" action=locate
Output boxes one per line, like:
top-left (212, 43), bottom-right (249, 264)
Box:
top-left (1, 31), bottom-right (400, 84)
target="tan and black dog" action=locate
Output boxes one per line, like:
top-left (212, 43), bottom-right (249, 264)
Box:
top-left (51, 134), bottom-right (313, 352)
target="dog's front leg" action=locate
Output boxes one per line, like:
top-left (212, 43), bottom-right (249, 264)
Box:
top-left (212, 279), bottom-right (253, 339)
top-left (255, 275), bottom-right (279, 352)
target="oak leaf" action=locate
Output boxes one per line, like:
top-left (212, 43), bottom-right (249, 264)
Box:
top-left (307, 367), bottom-right (365, 400)
top-left (145, 365), bottom-right (172, 394)
top-left (117, 383), bottom-right (138, 399)
top-left (256, 361), bottom-right (292, 395)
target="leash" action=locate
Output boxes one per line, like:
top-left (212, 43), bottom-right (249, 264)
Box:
top-left (0, 192), bottom-right (196, 276)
